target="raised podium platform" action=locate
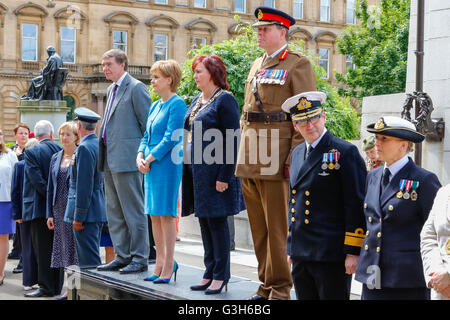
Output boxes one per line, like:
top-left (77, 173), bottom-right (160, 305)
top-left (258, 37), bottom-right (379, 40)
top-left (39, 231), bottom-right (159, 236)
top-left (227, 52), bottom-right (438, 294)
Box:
top-left (66, 263), bottom-right (261, 300)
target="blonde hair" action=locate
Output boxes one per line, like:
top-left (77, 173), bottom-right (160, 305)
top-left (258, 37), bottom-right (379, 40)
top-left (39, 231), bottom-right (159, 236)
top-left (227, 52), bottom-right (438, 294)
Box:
top-left (150, 59), bottom-right (182, 92)
top-left (58, 121), bottom-right (80, 145)
top-left (24, 138), bottom-right (39, 150)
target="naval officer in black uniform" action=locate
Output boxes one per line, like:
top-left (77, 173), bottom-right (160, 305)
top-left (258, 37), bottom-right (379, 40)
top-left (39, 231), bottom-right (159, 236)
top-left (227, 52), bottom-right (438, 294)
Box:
top-left (355, 116), bottom-right (441, 300)
top-left (283, 92), bottom-right (367, 300)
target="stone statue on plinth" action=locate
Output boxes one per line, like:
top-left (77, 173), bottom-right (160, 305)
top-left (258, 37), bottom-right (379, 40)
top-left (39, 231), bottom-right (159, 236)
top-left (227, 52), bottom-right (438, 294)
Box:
top-left (21, 46), bottom-right (69, 101)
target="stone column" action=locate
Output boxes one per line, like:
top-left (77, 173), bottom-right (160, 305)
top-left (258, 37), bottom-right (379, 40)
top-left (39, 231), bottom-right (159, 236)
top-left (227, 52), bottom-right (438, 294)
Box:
top-left (405, 0), bottom-right (450, 184)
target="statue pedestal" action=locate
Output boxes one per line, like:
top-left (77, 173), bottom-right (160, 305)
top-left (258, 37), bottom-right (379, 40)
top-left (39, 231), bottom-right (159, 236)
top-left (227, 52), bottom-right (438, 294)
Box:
top-left (18, 100), bottom-right (70, 138)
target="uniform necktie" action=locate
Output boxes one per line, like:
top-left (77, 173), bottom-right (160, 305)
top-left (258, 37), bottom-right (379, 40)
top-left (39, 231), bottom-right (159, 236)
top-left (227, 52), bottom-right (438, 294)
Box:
top-left (381, 167), bottom-right (391, 194)
top-left (101, 84), bottom-right (119, 145)
top-left (305, 145), bottom-right (313, 160)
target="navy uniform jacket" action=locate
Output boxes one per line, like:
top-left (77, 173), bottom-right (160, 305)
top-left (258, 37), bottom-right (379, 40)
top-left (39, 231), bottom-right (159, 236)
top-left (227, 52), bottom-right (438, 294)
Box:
top-left (286, 130), bottom-right (367, 261)
top-left (22, 139), bottom-right (62, 222)
top-left (355, 158), bottom-right (441, 288)
top-left (64, 134), bottom-right (106, 223)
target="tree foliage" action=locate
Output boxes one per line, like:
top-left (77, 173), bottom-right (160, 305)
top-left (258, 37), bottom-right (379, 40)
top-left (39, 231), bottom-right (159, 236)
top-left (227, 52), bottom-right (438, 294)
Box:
top-left (150, 17), bottom-right (360, 140)
top-left (336, 0), bottom-right (410, 98)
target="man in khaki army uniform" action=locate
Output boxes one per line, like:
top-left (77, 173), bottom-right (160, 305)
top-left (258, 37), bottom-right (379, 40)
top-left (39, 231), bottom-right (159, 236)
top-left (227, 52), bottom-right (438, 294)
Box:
top-left (235, 6), bottom-right (316, 300)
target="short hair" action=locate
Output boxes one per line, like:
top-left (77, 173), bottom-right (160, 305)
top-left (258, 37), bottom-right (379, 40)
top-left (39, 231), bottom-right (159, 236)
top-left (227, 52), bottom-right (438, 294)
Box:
top-left (58, 121), bottom-right (80, 145)
top-left (34, 120), bottom-right (54, 138)
top-left (151, 59), bottom-right (182, 92)
top-left (276, 25), bottom-right (290, 42)
top-left (192, 55), bottom-right (230, 90)
top-left (102, 49), bottom-right (128, 71)
top-left (13, 123), bottom-right (30, 135)
top-left (79, 120), bottom-right (97, 131)
top-left (24, 138), bottom-right (39, 150)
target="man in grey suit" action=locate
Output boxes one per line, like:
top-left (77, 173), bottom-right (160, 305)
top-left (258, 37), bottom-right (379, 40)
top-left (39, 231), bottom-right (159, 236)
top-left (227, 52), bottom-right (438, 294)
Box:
top-left (96, 49), bottom-right (151, 274)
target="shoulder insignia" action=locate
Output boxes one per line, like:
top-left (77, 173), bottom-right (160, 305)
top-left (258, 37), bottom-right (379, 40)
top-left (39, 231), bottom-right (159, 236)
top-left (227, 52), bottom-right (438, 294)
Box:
top-left (280, 50), bottom-right (289, 60)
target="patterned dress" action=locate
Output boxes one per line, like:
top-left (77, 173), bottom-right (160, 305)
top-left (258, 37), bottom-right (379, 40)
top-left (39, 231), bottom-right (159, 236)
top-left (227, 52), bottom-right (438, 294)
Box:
top-left (50, 165), bottom-right (78, 268)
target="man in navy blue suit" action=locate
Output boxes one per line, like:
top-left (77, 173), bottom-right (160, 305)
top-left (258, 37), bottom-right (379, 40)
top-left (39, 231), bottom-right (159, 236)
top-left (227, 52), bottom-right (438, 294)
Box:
top-left (64, 107), bottom-right (107, 268)
top-left (282, 92), bottom-right (367, 300)
top-left (23, 120), bottom-right (63, 298)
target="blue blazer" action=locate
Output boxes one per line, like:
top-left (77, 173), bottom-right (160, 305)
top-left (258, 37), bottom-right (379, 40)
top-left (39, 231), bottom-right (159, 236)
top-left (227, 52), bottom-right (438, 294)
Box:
top-left (286, 130), bottom-right (367, 261)
top-left (181, 91), bottom-right (245, 218)
top-left (22, 139), bottom-right (62, 222)
top-left (355, 158), bottom-right (441, 288)
top-left (46, 150), bottom-right (70, 219)
top-left (65, 134), bottom-right (106, 223)
top-left (11, 160), bottom-right (24, 221)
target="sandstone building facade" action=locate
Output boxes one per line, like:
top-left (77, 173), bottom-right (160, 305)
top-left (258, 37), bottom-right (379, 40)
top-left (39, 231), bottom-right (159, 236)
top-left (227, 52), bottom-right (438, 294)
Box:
top-left (0, 0), bottom-right (376, 141)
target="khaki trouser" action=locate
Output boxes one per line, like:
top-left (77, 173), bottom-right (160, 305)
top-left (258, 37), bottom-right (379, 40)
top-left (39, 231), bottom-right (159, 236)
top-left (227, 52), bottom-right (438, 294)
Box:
top-left (241, 178), bottom-right (293, 300)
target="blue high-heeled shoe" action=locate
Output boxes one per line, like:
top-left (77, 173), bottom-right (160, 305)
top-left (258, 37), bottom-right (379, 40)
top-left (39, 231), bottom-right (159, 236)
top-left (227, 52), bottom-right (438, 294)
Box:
top-left (204, 280), bottom-right (228, 295)
top-left (143, 274), bottom-right (159, 281)
top-left (153, 261), bottom-right (178, 284)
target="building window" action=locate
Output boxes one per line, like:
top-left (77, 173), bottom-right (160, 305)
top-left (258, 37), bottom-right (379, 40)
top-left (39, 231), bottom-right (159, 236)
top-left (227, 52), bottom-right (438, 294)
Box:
top-left (265, 0), bottom-right (275, 8)
top-left (154, 0), bottom-right (168, 3)
top-left (193, 36), bottom-right (206, 49)
top-left (320, 0), bottom-right (330, 22)
top-left (194, 0), bottom-right (206, 8)
top-left (234, 0), bottom-right (245, 13)
top-left (113, 30), bottom-right (127, 53)
top-left (60, 27), bottom-right (76, 63)
top-left (346, 0), bottom-right (356, 24)
top-left (346, 55), bottom-right (355, 71)
top-left (22, 23), bottom-right (38, 61)
top-left (319, 48), bottom-right (330, 79)
top-left (293, 0), bottom-right (303, 19)
top-left (154, 33), bottom-right (168, 62)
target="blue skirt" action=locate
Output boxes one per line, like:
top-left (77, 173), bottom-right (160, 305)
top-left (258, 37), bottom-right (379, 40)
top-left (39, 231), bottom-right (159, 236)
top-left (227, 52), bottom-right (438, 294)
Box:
top-left (0, 202), bottom-right (16, 235)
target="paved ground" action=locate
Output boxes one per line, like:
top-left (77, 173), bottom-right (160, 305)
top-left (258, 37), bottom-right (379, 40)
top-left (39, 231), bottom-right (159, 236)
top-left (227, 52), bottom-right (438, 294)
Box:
top-left (0, 238), bottom-right (361, 300)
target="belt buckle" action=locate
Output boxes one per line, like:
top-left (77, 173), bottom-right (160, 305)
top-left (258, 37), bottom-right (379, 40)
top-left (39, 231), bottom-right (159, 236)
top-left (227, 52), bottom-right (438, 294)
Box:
top-left (264, 114), bottom-right (271, 125)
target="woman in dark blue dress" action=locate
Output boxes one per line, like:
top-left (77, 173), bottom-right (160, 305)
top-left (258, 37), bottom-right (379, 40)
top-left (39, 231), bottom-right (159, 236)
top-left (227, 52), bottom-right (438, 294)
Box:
top-left (182, 55), bottom-right (245, 295)
top-left (46, 122), bottom-right (79, 299)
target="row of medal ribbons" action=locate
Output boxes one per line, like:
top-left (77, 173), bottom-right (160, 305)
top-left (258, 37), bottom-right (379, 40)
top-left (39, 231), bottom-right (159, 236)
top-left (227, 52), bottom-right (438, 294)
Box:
top-left (396, 179), bottom-right (419, 201)
top-left (322, 152), bottom-right (340, 170)
top-left (257, 69), bottom-right (289, 85)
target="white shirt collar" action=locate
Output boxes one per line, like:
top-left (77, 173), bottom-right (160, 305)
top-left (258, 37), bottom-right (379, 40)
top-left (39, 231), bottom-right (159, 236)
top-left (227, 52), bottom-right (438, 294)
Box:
top-left (269, 44), bottom-right (288, 59)
top-left (115, 71), bottom-right (128, 87)
top-left (305, 128), bottom-right (328, 150)
top-left (384, 155), bottom-right (409, 181)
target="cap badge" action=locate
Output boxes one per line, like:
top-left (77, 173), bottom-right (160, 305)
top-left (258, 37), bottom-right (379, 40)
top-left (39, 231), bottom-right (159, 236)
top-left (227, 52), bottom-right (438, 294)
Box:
top-left (297, 97), bottom-right (312, 111)
top-left (374, 119), bottom-right (385, 130)
top-left (257, 9), bottom-right (264, 20)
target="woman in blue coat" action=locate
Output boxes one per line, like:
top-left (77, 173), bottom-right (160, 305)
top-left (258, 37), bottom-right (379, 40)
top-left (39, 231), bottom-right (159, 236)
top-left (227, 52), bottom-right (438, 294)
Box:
top-left (182, 54), bottom-right (245, 295)
top-left (137, 60), bottom-right (186, 284)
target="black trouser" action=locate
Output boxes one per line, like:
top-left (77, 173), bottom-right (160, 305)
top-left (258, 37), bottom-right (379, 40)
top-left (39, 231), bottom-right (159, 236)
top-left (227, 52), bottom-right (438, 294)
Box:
top-left (30, 218), bottom-right (64, 295)
top-left (20, 221), bottom-right (38, 287)
top-left (291, 258), bottom-right (351, 300)
top-left (198, 217), bottom-right (231, 282)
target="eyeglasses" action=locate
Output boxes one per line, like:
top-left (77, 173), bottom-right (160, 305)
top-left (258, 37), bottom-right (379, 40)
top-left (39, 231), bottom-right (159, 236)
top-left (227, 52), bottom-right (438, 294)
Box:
top-left (296, 116), bottom-right (321, 128)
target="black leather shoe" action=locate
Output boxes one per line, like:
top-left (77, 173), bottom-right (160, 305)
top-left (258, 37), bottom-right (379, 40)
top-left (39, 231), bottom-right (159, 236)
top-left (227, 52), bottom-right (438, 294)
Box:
top-left (96, 259), bottom-right (130, 271)
top-left (247, 294), bottom-right (267, 300)
top-left (7, 253), bottom-right (20, 260)
top-left (24, 288), bottom-right (53, 298)
top-left (119, 261), bottom-right (148, 274)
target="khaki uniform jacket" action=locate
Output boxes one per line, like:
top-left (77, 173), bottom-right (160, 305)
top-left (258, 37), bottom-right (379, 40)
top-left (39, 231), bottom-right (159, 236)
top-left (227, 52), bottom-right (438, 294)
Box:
top-left (235, 49), bottom-right (316, 180)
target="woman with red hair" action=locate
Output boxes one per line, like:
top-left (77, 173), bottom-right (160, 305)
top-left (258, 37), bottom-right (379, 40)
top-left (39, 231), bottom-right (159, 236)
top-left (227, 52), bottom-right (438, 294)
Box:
top-left (182, 55), bottom-right (245, 295)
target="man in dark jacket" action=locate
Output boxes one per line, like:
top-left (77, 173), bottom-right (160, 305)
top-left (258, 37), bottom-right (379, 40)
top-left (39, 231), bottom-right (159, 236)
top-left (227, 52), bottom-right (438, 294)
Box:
top-left (283, 92), bottom-right (367, 300)
top-left (23, 120), bottom-right (62, 298)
